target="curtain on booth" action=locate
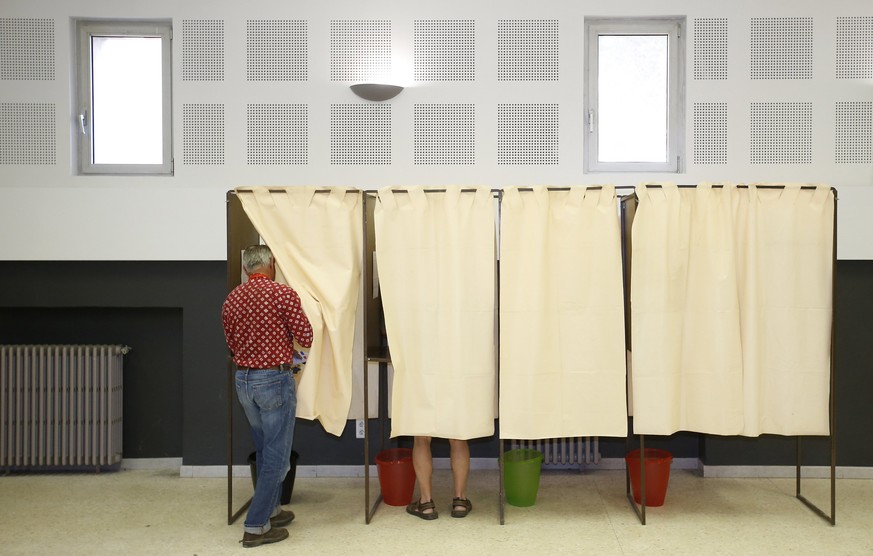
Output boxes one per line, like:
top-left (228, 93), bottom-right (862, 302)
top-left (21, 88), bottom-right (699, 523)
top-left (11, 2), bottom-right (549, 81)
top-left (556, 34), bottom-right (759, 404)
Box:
top-left (630, 183), bottom-right (833, 437)
top-left (236, 187), bottom-right (362, 436)
top-left (631, 183), bottom-right (743, 435)
top-left (734, 184), bottom-right (833, 436)
top-left (375, 186), bottom-right (496, 440)
top-left (499, 186), bottom-right (628, 439)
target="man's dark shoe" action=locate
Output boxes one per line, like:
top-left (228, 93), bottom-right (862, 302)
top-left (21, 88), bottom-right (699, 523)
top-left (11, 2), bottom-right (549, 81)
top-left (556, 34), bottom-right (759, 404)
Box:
top-left (270, 509), bottom-right (295, 527)
top-left (241, 527), bottom-right (289, 548)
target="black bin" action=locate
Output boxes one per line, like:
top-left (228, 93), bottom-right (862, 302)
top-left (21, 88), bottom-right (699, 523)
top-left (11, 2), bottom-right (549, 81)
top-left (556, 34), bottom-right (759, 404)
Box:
top-left (248, 450), bottom-right (299, 505)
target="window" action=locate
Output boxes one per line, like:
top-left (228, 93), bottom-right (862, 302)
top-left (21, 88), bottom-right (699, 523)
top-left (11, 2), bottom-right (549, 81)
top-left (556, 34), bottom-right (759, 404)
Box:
top-left (584, 17), bottom-right (686, 173)
top-left (76, 20), bottom-right (173, 175)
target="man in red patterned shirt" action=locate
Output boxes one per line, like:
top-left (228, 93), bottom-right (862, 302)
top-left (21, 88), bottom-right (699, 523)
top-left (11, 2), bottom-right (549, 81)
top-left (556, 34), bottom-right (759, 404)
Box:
top-left (223, 245), bottom-right (313, 548)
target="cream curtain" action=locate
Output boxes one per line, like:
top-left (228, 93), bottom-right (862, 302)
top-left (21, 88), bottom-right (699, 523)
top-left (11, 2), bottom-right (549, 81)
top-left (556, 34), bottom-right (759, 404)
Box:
top-left (499, 186), bottom-right (628, 439)
top-left (630, 183), bottom-right (833, 437)
top-left (735, 184), bottom-right (834, 436)
top-left (236, 186), bottom-right (362, 436)
top-left (375, 186), bottom-right (496, 440)
top-left (348, 287), bottom-right (377, 420)
top-left (631, 183), bottom-right (744, 435)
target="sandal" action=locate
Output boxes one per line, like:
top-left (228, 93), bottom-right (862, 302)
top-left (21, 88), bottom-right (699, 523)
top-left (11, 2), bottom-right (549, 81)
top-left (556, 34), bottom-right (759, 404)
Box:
top-left (451, 497), bottom-right (472, 518)
top-left (406, 499), bottom-right (439, 520)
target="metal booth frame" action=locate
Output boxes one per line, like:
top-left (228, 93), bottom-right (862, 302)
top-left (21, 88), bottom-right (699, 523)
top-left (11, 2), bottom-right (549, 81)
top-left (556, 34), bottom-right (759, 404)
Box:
top-left (225, 190), bottom-right (259, 525)
top-left (226, 184), bottom-right (837, 528)
top-left (361, 186), bottom-right (637, 525)
top-left (360, 187), bottom-right (506, 524)
top-left (620, 184), bottom-right (838, 526)
top-left (225, 187), bottom-right (367, 524)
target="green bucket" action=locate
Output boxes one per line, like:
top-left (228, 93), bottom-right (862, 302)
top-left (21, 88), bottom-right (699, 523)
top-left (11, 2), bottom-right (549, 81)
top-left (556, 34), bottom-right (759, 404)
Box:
top-left (503, 448), bottom-right (544, 507)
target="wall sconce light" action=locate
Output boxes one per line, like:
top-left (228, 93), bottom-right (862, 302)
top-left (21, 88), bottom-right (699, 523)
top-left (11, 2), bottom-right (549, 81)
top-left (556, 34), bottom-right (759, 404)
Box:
top-left (350, 83), bottom-right (404, 102)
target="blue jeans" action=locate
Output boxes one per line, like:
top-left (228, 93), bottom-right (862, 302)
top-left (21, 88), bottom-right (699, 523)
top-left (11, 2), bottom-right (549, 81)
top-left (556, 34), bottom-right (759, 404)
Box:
top-left (235, 369), bottom-right (297, 534)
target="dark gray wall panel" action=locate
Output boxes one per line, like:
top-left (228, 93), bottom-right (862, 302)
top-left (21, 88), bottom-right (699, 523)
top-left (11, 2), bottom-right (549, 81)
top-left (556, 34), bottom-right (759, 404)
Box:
top-left (0, 307), bottom-right (182, 459)
top-left (1, 260), bottom-right (869, 467)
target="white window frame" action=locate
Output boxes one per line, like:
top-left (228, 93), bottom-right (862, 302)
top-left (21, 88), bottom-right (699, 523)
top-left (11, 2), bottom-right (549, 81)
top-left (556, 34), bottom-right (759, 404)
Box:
top-left (584, 17), bottom-right (686, 173)
top-left (75, 20), bottom-right (173, 175)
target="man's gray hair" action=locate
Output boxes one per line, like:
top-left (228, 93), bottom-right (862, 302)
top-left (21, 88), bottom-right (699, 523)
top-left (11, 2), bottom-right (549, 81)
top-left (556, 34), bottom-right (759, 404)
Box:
top-left (242, 244), bottom-right (274, 273)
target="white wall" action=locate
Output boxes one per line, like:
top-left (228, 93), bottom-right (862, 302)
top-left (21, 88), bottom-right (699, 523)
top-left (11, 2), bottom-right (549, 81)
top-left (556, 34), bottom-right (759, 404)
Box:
top-left (1, 0), bottom-right (871, 260)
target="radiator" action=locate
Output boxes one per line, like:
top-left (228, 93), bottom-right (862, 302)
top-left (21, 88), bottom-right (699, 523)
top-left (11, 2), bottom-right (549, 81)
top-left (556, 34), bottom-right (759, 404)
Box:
top-left (0, 345), bottom-right (127, 471)
top-left (510, 437), bottom-right (601, 468)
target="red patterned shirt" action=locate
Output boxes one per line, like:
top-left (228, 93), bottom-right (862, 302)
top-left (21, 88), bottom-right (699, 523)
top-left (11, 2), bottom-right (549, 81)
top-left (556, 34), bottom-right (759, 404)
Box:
top-left (222, 274), bottom-right (313, 368)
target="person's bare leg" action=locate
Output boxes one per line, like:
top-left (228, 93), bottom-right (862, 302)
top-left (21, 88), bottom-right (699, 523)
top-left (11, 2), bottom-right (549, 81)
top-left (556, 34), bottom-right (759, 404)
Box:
top-left (412, 436), bottom-right (435, 515)
top-left (449, 438), bottom-right (470, 512)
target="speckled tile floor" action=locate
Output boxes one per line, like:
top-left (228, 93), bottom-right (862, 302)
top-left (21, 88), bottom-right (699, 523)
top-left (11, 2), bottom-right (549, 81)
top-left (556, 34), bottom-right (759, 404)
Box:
top-left (0, 468), bottom-right (869, 555)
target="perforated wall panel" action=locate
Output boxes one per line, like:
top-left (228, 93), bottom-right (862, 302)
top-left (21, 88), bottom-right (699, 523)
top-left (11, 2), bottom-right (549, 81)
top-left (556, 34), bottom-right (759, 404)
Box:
top-left (330, 20), bottom-right (391, 82)
top-left (181, 19), bottom-right (225, 81)
top-left (750, 18), bottom-right (813, 80)
top-left (247, 104), bottom-right (308, 165)
top-left (693, 102), bottom-right (728, 165)
top-left (0, 103), bottom-right (55, 164)
top-left (330, 104), bottom-right (391, 165)
top-left (414, 20), bottom-right (475, 82)
top-left (414, 104), bottom-right (475, 165)
top-left (0, 18), bottom-right (54, 81)
top-left (497, 104), bottom-right (559, 165)
top-left (693, 18), bottom-right (728, 80)
top-left (497, 20), bottom-right (559, 81)
top-left (750, 102), bottom-right (812, 164)
top-left (247, 20), bottom-right (307, 82)
top-left (182, 103), bottom-right (225, 165)
top-left (835, 101), bottom-right (872, 164)
top-left (836, 17), bottom-right (873, 79)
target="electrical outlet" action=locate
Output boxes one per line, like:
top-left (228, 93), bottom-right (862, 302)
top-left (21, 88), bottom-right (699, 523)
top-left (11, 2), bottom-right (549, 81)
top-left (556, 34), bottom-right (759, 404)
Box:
top-left (356, 419), bottom-right (365, 439)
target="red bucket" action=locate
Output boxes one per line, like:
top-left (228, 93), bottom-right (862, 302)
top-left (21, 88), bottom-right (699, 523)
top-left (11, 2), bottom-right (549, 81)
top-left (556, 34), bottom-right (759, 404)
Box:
top-left (626, 448), bottom-right (673, 507)
top-left (376, 448), bottom-right (416, 506)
